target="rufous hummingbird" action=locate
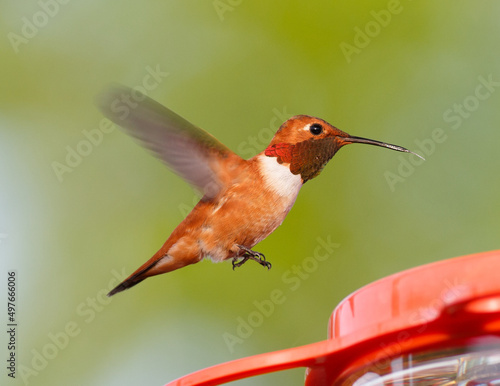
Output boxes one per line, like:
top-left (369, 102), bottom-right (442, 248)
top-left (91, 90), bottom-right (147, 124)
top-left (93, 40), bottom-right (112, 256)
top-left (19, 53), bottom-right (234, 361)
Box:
top-left (97, 86), bottom-right (423, 297)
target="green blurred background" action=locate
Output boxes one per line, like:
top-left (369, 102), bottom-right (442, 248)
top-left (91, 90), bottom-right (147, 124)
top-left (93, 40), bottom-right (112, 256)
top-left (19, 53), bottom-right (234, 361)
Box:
top-left (1, 1), bottom-right (500, 385)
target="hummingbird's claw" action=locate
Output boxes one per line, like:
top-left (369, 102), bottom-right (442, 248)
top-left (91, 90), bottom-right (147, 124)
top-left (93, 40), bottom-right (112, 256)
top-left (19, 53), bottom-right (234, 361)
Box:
top-left (233, 245), bottom-right (272, 271)
top-left (262, 260), bottom-right (272, 270)
top-left (232, 256), bottom-right (249, 270)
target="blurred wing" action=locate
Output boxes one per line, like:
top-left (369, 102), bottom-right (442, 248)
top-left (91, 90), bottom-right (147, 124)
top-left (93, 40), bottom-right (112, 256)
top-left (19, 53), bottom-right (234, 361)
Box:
top-left (96, 85), bottom-right (237, 198)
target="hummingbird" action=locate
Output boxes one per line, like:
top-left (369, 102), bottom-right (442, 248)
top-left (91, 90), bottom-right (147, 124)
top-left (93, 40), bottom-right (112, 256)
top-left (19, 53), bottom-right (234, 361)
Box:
top-left (97, 85), bottom-right (423, 297)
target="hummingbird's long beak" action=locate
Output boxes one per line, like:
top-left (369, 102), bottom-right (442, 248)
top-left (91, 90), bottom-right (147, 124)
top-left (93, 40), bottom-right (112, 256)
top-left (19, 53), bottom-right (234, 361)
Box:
top-left (345, 136), bottom-right (425, 160)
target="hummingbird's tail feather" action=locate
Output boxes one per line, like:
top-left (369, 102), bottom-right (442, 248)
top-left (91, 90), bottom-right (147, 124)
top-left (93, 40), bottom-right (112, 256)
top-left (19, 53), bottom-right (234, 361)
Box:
top-left (107, 244), bottom-right (200, 296)
top-left (107, 257), bottom-right (162, 297)
top-left (107, 277), bottom-right (146, 297)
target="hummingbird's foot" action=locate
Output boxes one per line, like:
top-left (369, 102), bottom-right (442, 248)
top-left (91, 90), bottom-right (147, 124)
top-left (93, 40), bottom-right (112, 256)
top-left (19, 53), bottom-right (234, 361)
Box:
top-left (232, 256), bottom-right (249, 270)
top-left (233, 245), bottom-right (272, 270)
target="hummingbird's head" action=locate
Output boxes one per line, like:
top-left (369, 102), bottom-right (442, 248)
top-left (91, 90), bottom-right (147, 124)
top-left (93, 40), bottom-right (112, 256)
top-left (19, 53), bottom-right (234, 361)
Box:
top-left (264, 115), bottom-right (423, 182)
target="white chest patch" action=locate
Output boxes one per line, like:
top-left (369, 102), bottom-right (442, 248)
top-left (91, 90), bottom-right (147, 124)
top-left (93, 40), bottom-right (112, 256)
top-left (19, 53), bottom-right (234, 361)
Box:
top-left (258, 154), bottom-right (303, 198)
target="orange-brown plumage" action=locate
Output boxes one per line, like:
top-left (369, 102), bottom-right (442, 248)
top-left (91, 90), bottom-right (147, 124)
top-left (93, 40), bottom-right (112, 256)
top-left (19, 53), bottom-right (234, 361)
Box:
top-left (97, 87), bottom-right (422, 296)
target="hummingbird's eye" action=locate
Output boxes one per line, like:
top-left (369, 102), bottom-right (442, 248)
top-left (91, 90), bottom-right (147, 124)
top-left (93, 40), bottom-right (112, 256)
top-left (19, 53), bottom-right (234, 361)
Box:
top-left (309, 123), bottom-right (323, 135)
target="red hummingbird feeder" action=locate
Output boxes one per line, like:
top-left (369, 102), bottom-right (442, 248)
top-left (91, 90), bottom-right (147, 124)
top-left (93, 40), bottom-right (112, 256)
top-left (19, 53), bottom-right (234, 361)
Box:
top-left (165, 250), bottom-right (500, 385)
